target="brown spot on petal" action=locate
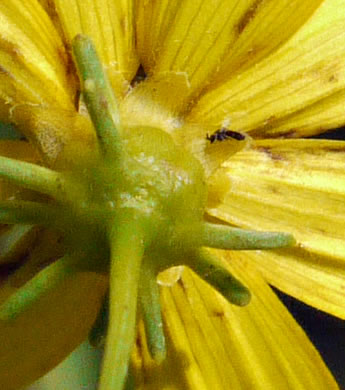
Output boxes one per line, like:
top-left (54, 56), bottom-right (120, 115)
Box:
top-left (212, 310), bottom-right (225, 318)
top-left (120, 16), bottom-right (128, 32)
top-left (57, 45), bottom-right (75, 77)
top-left (282, 130), bottom-right (299, 138)
top-left (136, 334), bottom-right (143, 355)
top-left (328, 74), bottom-right (338, 83)
top-left (258, 146), bottom-right (285, 161)
top-left (249, 122), bottom-right (299, 140)
top-left (267, 184), bottom-right (281, 195)
top-left (177, 277), bottom-right (187, 292)
top-left (40, 0), bottom-right (66, 43)
top-left (0, 65), bottom-right (10, 76)
top-left (236, 0), bottom-right (265, 34)
top-left (322, 146), bottom-right (345, 153)
top-left (271, 129), bottom-right (298, 139)
top-left (263, 115), bottom-right (277, 126)
top-left (0, 37), bottom-right (23, 59)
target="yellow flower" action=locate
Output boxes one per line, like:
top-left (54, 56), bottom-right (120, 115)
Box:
top-left (0, 1), bottom-right (345, 389)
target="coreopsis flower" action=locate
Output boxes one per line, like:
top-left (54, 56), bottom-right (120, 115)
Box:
top-left (0, 1), bottom-right (345, 389)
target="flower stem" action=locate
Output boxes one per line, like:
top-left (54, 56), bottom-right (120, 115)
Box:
top-left (72, 34), bottom-right (122, 159)
top-left (99, 216), bottom-right (145, 390)
top-left (202, 222), bottom-right (296, 250)
top-left (139, 258), bottom-right (166, 363)
top-left (187, 249), bottom-right (251, 306)
top-left (0, 155), bottom-right (63, 198)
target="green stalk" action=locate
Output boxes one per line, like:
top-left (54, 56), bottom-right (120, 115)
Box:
top-left (202, 222), bottom-right (296, 250)
top-left (99, 216), bottom-right (145, 390)
top-left (0, 253), bottom-right (82, 321)
top-left (0, 229), bottom-right (64, 306)
top-left (187, 249), bottom-right (251, 307)
top-left (0, 224), bottom-right (36, 265)
top-left (139, 258), bottom-right (166, 363)
top-left (72, 34), bottom-right (122, 158)
top-left (0, 155), bottom-right (63, 198)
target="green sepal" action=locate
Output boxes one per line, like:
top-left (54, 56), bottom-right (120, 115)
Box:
top-left (188, 249), bottom-right (251, 307)
top-left (202, 222), bottom-right (296, 250)
top-left (0, 155), bottom-right (64, 198)
top-left (72, 34), bottom-right (122, 159)
top-left (139, 258), bottom-right (166, 364)
top-left (0, 253), bottom-right (83, 321)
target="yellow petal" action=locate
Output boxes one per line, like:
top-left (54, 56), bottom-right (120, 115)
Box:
top-left (13, 106), bottom-right (97, 168)
top-left (136, 0), bottom-right (182, 72)
top-left (132, 261), bottom-right (338, 389)
top-left (249, 89), bottom-right (345, 138)
top-left (119, 74), bottom-right (190, 133)
top-left (205, 0), bottom-right (324, 86)
top-left (208, 138), bottom-right (345, 318)
top-left (188, 0), bottom-right (345, 136)
top-left (0, 3), bottom-right (97, 160)
top-left (0, 139), bottom-right (39, 161)
top-left (51, 0), bottom-right (138, 96)
top-left (0, 0), bottom-right (75, 122)
top-left (136, 0), bottom-right (272, 109)
top-left (173, 123), bottom-right (251, 177)
top-left (0, 269), bottom-right (107, 390)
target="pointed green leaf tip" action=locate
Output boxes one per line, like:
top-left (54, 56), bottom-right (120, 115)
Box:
top-left (187, 249), bottom-right (251, 307)
top-left (202, 222), bottom-right (296, 250)
top-left (139, 257), bottom-right (166, 363)
top-left (72, 34), bottom-right (122, 158)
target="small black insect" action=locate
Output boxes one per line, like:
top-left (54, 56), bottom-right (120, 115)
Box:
top-left (206, 128), bottom-right (245, 143)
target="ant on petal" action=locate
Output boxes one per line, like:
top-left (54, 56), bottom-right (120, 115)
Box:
top-left (206, 128), bottom-right (245, 143)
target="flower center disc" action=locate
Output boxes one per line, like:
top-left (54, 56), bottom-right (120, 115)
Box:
top-left (121, 126), bottom-right (208, 263)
